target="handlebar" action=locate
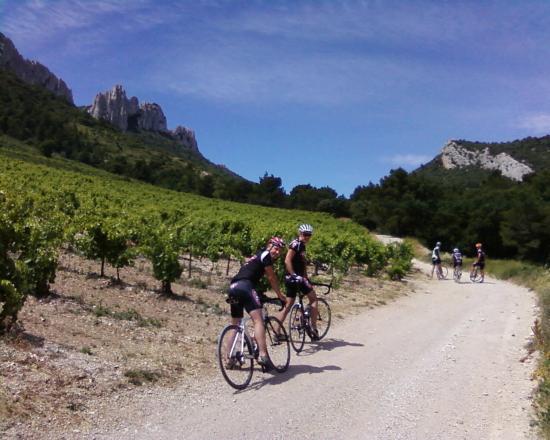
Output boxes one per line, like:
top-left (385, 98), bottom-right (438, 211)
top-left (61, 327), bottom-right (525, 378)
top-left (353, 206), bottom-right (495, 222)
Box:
top-left (259, 295), bottom-right (285, 311)
top-left (310, 279), bottom-right (333, 295)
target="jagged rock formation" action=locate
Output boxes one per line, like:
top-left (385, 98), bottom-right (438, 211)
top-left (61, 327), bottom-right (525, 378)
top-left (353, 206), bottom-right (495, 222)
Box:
top-left (89, 85), bottom-right (167, 132)
top-left (0, 32), bottom-right (73, 104)
top-left (88, 85), bottom-right (201, 153)
top-left (173, 126), bottom-right (199, 152)
top-left (138, 103), bottom-right (167, 132)
top-left (440, 140), bottom-right (533, 181)
top-left (89, 85), bottom-right (136, 131)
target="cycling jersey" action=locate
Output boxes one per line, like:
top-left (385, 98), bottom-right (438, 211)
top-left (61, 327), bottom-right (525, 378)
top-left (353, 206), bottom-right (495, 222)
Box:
top-left (231, 250), bottom-right (273, 287)
top-left (452, 251), bottom-right (463, 266)
top-left (477, 249), bottom-right (485, 262)
top-left (287, 238), bottom-right (307, 276)
top-left (431, 246), bottom-right (441, 264)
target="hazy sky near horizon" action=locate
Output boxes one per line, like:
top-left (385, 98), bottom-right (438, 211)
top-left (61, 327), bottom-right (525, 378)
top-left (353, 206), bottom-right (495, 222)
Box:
top-left (2, 0), bottom-right (550, 195)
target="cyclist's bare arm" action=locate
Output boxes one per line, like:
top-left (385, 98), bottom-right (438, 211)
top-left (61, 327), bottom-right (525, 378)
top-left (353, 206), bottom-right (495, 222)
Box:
top-left (265, 266), bottom-right (285, 302)
top-left (285, 248), bottom-right (296, 274)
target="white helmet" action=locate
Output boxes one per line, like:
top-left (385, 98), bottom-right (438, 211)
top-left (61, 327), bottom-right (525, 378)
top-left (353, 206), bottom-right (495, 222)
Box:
top-left (298, 224), bottom-right (313, 235)
top-left (453, 248), bottom-right (459, 253)
top-left (436, 241), bottom-right (441, 247)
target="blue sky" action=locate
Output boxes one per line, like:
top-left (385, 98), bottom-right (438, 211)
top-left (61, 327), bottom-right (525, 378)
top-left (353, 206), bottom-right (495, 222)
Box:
top-left (2, 0), bottom-right (550, 196)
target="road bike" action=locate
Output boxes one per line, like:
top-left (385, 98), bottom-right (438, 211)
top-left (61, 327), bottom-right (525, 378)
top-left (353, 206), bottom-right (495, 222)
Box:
top-left (217, 296), bottom-right (290, 390)
top-left (453, 264), bottom-right (462, 282)
top-left (436, 264), bottom-right (448, 280)
top-left (470, 266), bottom-right (484, 283)
top-left (288, 280), bottom-right (332, 353)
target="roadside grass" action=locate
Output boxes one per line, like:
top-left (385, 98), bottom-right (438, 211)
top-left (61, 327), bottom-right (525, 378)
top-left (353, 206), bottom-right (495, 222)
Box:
top-left (123, 369), bottom-right (161, 386)
top-left (485, 259), bottom-right (550, 436)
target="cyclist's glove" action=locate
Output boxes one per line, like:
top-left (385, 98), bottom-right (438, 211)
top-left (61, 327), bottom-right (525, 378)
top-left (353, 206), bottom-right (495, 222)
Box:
top-left (291, 273), bottom-right (303, 283)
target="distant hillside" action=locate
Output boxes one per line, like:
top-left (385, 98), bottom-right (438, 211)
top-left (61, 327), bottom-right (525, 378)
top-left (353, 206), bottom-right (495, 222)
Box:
top-left (416, 136), bottom-right (550, 183)
top-left (0, 68), bottom-right (255, 200)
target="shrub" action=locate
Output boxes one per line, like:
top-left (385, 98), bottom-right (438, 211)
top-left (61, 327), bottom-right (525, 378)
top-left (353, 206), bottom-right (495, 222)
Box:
top-left (0, 280), bottom-right (25, 334)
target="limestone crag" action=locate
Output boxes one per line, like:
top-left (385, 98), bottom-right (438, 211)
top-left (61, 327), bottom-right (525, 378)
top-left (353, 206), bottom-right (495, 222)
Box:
top-left (138, 103), bottom-right (167, 132)
top-left (88, 85), bottom-right (167, 133)
top-left (89, 85), bottom-right (135, 131)
top-left (440, 140), bottom-right (533, 181)
top-left (173, 126), bottom-right (199, 152)
top-left (88, 85), bottom-right (200, 152)
top-left (0, 32), bottom-right (73, 104)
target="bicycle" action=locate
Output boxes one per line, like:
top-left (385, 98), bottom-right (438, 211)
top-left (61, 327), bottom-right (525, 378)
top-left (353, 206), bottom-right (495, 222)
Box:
top-left (288, 280), bottom-right (332, 353)
top-left (436, 264), bottom-right (448, 280)
top-left (470, 266), bottom-right (483, 283)
top-left (217, 296), bottom-right (290, 390)
top-left (453, 265), bottom-right (462, 282)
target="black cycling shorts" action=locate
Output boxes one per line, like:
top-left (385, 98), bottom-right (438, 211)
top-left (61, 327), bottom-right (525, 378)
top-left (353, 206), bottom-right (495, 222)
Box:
top-left (227, 280), bottom-right (262, 318)
top-left (453, 262), bottom-right (462, 268)
top-left (432, 258), bottom-right (441, 265)
top-left (473, 262), bottom-right (485, 270)
top-left (284, 276), bottom-right (313, 298)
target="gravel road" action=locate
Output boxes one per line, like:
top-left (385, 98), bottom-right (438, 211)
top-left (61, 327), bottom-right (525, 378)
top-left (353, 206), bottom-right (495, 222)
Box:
top-left (84, 260), bottom-right (538, 440)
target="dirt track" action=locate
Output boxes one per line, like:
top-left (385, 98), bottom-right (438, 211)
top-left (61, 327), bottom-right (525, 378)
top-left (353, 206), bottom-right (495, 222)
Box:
top-left (64, 259), bottom-right (539, 440)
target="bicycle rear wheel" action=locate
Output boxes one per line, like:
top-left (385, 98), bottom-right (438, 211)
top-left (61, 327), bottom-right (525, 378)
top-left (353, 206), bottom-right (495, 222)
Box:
top-left (315, 298), bottom-right (332, 340)
top-left (217, 325), bottom-right (253, 390)
top-left (470, 267), bottom-right (482, 283)
top-left (288, 304), bottom-right (306, 353)
top-left (264, 316), bottom-right (290, 372)
top-left (453, 267), bottom-right (462, 282)
top-left (438, 265), bottom-right (448, 279)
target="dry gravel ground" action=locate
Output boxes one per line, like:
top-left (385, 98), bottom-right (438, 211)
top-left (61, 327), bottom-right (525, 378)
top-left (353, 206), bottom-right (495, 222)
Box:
top-left (89, 261), bottom-right (538, 440)
top-left (0, 250), bottom-right (405, 439)
top-left (3, 256), bottom-right (538, 439)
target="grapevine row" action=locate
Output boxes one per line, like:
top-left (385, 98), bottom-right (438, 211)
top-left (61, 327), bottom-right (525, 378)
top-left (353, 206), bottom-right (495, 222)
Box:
top-left (0, 155), bottom-right (412, 332)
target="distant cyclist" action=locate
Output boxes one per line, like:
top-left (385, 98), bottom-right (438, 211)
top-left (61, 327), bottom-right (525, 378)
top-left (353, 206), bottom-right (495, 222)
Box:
top-left (226, 237), bottom-right (287, 371)
top-left (275, 224), bottom-right (320, 340)
top-left (472, 243), bottom-right (486, 282)
top-left (430, 241), bottom-right (442, 279)
top-left (451, 248), bottom-right (463, 268)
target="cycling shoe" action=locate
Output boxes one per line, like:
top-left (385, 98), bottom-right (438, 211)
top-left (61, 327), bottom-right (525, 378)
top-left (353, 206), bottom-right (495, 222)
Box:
top-left (257, 355), bottom-right (275, 373)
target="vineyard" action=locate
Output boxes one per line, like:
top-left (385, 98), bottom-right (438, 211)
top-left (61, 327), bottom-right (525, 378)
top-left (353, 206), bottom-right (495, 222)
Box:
top-left (0, 150), bottom-right (413, 332)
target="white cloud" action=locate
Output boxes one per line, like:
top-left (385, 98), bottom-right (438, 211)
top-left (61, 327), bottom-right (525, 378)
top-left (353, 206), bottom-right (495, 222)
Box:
top-left (1, 0), bottom-right (170, 51)
top-left (517, 114), bottom-right (550, 135)
top-left (383, 154), bottom-right (432, 168)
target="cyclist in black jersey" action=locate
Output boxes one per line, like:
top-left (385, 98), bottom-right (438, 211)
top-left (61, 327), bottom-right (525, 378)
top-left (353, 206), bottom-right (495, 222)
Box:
top-left (430, 241), bottom-right (442, 279)
top-left (452, 248), bottom-right (463, 268)
top-left (226, 236), bottom-right (286, 370)
top-left (275, 224), bottom-right (320, 340)
top-left (472, 242), bottom-right (485, 282)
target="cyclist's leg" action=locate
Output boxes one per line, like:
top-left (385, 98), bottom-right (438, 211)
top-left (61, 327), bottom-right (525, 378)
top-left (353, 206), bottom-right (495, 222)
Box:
top-left (249, 309), bottom-right (267, 357)
top-left (305, 284), bottom-right (319, 334)
top-left (274, 296), bottom-right (296, 331)
top-left (225, 289), bottom-right (244, 358)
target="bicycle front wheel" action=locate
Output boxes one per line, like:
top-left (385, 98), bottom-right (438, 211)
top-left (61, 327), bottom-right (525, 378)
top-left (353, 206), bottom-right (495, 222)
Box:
top-left (217, 325), bottom-right (253, 390)
top-left (265, 316), bottom-right (290, 372)
top-left (470, 268), bottom-right (482, 283)
top-left (288, 304), bottom-right (306, 353)
top-left (315, 298), bottom-right (332, 340)
top-left (453, 267), bottom-right (462, 282)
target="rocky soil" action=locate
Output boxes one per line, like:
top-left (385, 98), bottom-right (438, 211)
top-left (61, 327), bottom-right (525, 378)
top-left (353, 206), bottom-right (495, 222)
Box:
top-left (0, 250), bottom-right (407, 439)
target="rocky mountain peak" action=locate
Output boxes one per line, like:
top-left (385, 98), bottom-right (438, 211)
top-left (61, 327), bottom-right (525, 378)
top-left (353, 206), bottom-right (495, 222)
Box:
top-left (88, 85), bottom-right (199, 152)
top-left (440, 140), bottom-right (533, 181)
top-left (88, 85), bottom-right (167, 133)
top-left (173, 126), bottom-right (198, 152)
top-left (0, 32), bottom-right (73, 104)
